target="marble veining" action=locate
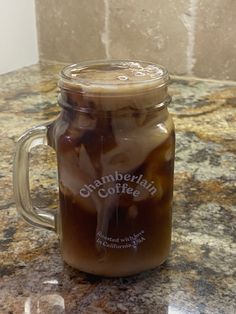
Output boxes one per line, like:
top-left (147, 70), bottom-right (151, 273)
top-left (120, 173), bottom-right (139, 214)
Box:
top-left (0, 63), bottom-right (235, 314)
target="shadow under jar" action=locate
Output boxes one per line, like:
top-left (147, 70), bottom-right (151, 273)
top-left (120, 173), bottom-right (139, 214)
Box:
top-left (14, 60), bottom-right (175, 277)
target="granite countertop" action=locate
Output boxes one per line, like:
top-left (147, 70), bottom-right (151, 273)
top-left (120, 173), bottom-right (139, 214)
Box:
top-left (0, 64), bottom-right (235, 314)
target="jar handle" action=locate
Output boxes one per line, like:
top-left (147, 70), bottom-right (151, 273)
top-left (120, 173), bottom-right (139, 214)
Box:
top-left (13, 124), bottom-right (57, 232)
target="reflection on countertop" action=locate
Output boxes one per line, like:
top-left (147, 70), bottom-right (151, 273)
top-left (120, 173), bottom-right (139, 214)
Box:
top-left (0, 64), bottom-right (235, 314)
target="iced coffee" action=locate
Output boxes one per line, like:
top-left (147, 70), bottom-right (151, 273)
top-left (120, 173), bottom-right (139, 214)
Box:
top-left (51, 61), bottom-right (175, 277)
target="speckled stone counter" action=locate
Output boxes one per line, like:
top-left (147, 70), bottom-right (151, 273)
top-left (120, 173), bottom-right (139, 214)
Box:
top-left (0, 64), bottom-right (235, 314)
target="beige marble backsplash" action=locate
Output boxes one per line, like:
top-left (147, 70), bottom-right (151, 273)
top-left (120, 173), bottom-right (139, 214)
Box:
top-left (35, 0), bottom-right (236, 81)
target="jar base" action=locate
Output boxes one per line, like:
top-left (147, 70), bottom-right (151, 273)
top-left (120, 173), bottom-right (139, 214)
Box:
top-left (62, 254), bottom-right (169, 277)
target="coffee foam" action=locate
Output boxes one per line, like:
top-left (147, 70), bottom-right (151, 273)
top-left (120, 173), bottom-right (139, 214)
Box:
top-left (59, 61), bottom-right (169, 111)
top-left (69, 61), bottom-right (165, 84)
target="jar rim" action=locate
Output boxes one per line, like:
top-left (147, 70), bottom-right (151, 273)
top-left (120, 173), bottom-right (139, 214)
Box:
top-left (59, 59), bottom-right (169, 90)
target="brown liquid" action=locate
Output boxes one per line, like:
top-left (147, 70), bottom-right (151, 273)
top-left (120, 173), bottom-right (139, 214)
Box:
top-left (53, 61), bottom-right (175, 276)
top-left (56, 116), bottom-right (174, 276)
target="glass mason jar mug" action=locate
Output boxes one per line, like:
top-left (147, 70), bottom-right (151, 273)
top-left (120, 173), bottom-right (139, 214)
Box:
top-left (13, 60), bottom-right (175, 277)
